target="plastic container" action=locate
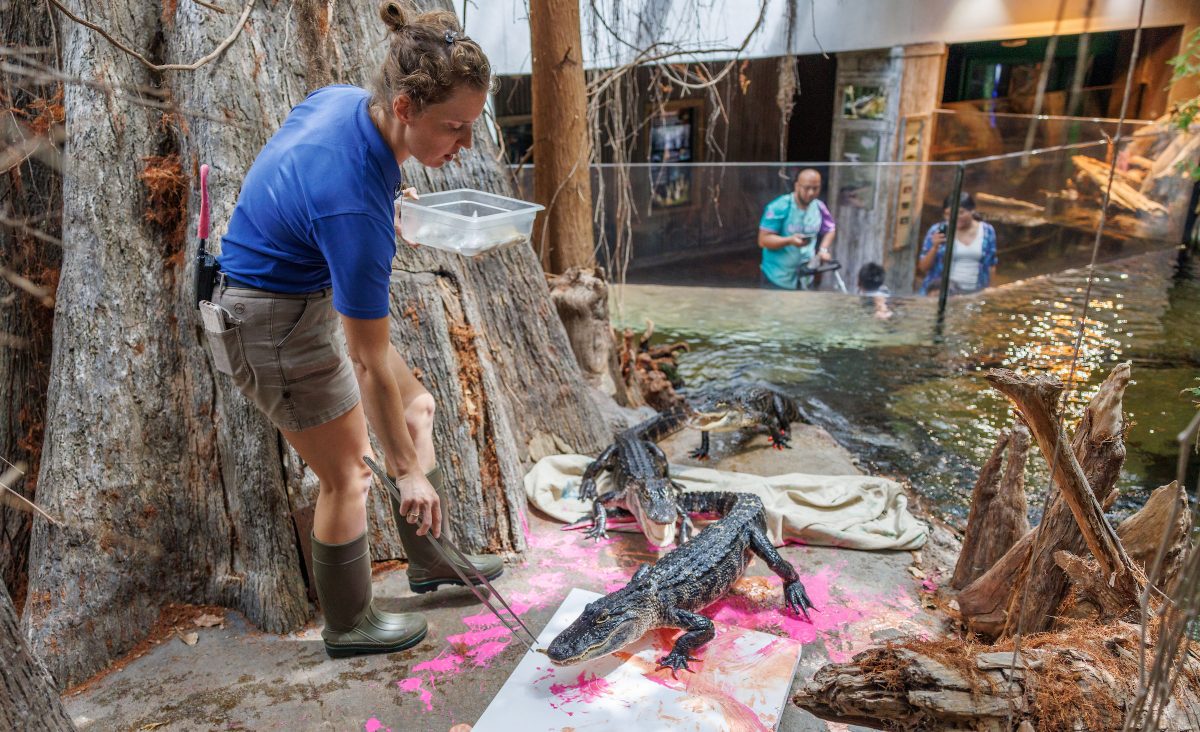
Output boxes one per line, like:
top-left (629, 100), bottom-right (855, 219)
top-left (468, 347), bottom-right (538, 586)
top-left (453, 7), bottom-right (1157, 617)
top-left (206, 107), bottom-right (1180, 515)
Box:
top-left (398, 188), bottom-right (544, 257)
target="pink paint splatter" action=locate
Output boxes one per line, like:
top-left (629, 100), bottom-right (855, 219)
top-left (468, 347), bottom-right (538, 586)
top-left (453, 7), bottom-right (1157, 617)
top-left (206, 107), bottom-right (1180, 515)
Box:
top-left (549, 671), bottom-right (612, 705)
top-left (469, 639), bottom-right (510, 666)
top-left (364, 718), bottom-right (390, 732)
top-left (412, 652), bottom-right (464, 678)
top-left (396, 677), bottom-right (434, 712)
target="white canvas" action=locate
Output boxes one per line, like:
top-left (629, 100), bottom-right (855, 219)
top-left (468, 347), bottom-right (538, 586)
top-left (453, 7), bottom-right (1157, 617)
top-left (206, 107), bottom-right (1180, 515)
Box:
top-left (474, 588), bottom-right (803, 731)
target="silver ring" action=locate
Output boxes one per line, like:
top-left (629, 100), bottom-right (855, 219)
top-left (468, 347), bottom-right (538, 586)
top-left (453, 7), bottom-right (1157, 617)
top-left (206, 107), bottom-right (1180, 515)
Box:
top-left (408, 511), bottom-right (421, 521)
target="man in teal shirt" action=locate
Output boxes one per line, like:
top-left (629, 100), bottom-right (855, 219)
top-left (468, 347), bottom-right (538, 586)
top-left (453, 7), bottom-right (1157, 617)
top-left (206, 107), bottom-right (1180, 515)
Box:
top-left (758, 169), bottom-right (837, 289)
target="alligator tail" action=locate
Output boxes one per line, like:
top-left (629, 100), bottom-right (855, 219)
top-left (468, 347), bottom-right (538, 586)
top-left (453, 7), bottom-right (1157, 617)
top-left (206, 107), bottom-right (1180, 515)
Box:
top-left (628, 406), bottom-right (690, 442)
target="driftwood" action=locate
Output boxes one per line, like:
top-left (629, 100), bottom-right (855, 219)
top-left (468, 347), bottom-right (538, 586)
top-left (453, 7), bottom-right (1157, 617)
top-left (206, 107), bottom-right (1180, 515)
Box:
top-left (616, 321), bottom-right (687, 411)
top-left (958, 364), bottom-right (1135, 636)
top-left (1072, 155), bottom-right (1169, 215)
top-left (1117, 482), bottom-right (1192, 592)
top-left (548, 266), bottom-right (631, 406)
top-left (950, 424), bottom-right (1031, 590)
top-left (793, 628), bottom-right (1200, 731)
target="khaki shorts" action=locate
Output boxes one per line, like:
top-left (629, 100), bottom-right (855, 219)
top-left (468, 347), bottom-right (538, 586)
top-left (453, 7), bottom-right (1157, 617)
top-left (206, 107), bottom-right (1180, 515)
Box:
top-left (205, 283), bottom-right (359, 432)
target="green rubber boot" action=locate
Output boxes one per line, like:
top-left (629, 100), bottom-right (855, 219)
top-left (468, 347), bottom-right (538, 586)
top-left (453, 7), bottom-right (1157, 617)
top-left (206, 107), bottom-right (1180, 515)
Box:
top-left (311, 531), bottom-right (427, 658)
top-left (392, 465), bottom-right (505, 594)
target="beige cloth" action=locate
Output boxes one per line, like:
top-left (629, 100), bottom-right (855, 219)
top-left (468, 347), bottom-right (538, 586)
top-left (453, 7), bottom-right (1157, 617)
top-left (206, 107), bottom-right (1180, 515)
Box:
top-left (525, 454), bottom-right (927, 551)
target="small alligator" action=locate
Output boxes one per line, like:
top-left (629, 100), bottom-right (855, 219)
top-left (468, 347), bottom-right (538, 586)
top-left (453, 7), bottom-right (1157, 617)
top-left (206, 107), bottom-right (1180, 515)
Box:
top-left (577, 411), bottom-right (691, 547)
top-left (686, 384), bottom-right (808, 460)
top-left (547, 491), bottom-right (814, 673)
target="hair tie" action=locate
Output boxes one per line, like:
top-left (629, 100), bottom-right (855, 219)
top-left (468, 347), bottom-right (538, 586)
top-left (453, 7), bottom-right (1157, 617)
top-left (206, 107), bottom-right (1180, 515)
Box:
top-left (444, 30), bottom-right (458, 44)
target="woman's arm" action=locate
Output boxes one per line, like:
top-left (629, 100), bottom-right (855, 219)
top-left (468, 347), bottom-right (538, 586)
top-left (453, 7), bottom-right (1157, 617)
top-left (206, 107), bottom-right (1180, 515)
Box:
top-left (341, 314), bottom-right (441, 537)
top-left (758, 228), bottom-right (804, 250)
top-left (917, 227), bottom-right (944, 274)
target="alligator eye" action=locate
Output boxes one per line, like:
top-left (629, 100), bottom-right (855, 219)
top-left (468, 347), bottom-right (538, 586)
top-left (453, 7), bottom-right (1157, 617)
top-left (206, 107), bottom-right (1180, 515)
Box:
top-left (594, 611), bottom-right (610, 624)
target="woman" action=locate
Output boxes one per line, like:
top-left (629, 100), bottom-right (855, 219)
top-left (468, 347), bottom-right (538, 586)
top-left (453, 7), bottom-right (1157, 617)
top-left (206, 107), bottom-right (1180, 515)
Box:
top-left (917, 192), bottom-right (998, 296)
top-left (205, 2), bottom-right (502, 658)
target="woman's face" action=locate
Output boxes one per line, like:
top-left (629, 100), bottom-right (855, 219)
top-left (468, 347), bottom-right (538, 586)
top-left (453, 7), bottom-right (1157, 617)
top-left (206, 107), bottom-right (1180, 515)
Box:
top-left (395, 85), bottom-right (488, 167)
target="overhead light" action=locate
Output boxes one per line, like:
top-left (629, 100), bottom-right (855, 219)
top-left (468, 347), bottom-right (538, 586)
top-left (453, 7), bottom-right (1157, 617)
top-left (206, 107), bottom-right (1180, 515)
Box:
top-left (1001, 39), bottom-right (1029, 48)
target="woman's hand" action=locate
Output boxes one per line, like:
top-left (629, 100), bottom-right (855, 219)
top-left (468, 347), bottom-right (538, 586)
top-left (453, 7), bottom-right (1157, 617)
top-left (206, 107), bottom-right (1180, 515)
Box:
top-left (394, 187), bottom-right (421, 248)
top-left (930, 230), bottom-right (947, 248)
top-left (393, 470), bottom-right (442, 538)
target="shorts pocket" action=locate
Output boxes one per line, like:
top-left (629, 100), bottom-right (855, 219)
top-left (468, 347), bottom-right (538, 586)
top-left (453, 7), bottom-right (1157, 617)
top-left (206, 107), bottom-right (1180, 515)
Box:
top-left (206, 325), bottom-right (246, 378)
top-left (274, 296), bottom-right (342, 383)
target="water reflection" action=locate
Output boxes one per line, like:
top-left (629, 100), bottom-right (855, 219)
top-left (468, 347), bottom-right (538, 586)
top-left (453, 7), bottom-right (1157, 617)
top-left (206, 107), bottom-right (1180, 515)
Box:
top-left (614, 248), bottom-right (1198, 524)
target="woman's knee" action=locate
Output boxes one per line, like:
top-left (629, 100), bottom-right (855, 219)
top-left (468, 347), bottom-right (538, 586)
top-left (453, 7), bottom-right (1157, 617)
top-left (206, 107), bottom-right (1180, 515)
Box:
top-left (318, 462), bottom-right (373, 503)
top-left (405, 392), bottom-right (436, 433)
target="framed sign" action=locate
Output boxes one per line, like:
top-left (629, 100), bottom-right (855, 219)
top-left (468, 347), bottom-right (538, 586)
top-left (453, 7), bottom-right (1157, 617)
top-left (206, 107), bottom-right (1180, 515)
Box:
top-left (842, 84), bottom-right (887, 120)
top-left (646, 99), bottom-right (704, 209)
top-left (893, 115), bottom-right (927, 251)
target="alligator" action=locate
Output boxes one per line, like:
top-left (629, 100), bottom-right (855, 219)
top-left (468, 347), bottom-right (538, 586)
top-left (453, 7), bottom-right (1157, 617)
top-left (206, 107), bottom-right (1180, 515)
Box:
top-left (547, 490), bottom-right (814, 673)
top-left (576, 411), bottom-right (691, 547)
top-left (686, 384), bottom-right (808, 460)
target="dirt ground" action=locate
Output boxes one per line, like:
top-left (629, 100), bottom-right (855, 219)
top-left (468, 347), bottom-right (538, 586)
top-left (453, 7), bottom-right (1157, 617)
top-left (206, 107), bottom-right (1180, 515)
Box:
top-left (62, 424), bottom-right (957, 732)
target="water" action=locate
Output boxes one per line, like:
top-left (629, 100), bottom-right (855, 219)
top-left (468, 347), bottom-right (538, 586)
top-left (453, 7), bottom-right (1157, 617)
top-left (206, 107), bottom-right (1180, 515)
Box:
top-left (613, 248), bottom-right (1200, 525)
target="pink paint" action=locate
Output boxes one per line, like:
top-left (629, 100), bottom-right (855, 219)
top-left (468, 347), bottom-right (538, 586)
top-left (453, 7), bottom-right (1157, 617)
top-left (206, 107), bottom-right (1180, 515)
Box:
top-left (445, 625), bottom-right (510, 646)
top-left (469, 639), bottom-right (510, 666)
top-left (364, 718), bottom-right (389, 732)
top-left (549, 671), bottom-right (612, 705)
top-left (412, 652), bottom-right (464, 677)
top-left (396, 677), bottom-right (434, 712)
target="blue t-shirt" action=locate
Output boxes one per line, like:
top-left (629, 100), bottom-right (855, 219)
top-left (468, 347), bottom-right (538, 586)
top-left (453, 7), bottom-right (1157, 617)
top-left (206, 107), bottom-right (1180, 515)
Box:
top-left (219, 85), bottom-right (402, 319)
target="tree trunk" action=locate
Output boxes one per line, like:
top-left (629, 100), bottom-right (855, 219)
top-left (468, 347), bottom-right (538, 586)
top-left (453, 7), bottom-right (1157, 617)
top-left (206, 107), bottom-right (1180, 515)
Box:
top-left (0, 580), bottom-right (73, 730)
top-left (957, 364), bottom-right (1134, 637)
top-left (0, 0), bottom-right (61, 615)
top-left (950, 423), bottom-right (1031, 590)
top-left (24, 0), bottom-right (610, 689)
top-left (530, 0), bottom-right (595, 272)
top-left (548, 267), bottom-right (629, 405)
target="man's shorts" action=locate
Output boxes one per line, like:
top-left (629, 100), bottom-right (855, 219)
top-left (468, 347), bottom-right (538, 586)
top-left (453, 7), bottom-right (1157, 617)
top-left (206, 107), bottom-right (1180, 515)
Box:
top-left (205, 283), bottom-right (359, 432)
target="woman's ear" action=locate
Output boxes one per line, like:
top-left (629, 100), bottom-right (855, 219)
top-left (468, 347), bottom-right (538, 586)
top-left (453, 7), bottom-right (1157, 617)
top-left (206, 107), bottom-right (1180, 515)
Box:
top-left (392, 94), bottom-right (415, 124)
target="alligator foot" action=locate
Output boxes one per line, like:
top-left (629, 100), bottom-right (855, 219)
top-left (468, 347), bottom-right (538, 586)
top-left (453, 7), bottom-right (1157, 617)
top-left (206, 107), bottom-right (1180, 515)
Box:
top-left (767, 433), bottom-right (792, 450)
top-left (784, 580), bottom-right (816, 621)
top-left (583, 524), bottom-right (610, 541)
top-left (656, 650), bottom-right (701, 676)
top-left (688, 447), bottom-right (710, 460)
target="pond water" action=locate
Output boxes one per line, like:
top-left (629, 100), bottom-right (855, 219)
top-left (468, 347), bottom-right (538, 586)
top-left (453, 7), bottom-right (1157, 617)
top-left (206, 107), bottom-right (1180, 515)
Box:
top-left (613, 247), bottom-right (1200, 525)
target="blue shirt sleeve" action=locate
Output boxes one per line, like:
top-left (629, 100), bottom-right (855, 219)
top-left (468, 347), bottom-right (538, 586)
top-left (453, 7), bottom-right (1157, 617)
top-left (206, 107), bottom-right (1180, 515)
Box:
top-left (311, 213), bottom-right (396, 319)
top-left (982, 223), bottom-right (998, 268)
top-left (759, 196), bottom-right (789, 234)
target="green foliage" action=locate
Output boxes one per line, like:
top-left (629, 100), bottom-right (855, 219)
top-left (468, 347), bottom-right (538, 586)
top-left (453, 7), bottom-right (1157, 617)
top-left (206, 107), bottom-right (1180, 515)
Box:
top-left (1167, 27), bottom-right (1200, 180)
top-left (1184, 377), bottom-right (1200, 407)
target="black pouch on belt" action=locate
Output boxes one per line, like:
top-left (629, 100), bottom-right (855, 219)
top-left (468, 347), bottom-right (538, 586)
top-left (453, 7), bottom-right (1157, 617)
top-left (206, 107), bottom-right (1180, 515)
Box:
top-left (194, 242), bottom-right (218, 308)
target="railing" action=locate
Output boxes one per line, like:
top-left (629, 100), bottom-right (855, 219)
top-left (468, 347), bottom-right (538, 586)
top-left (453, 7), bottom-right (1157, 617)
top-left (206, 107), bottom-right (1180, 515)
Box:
top-left (510, 122), bottom-right (1192, 312)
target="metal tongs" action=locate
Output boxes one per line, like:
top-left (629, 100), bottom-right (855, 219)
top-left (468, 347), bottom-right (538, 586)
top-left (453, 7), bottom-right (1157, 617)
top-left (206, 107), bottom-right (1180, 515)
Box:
top-left (362, 456), bottom-right (540, 652)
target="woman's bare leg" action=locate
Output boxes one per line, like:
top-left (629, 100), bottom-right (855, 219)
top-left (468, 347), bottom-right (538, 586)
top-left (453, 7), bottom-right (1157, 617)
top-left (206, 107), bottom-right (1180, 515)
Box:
top-left (388, 349), bottom-right (436, 474)
top-left (282, 403), bottom-right (373, 544)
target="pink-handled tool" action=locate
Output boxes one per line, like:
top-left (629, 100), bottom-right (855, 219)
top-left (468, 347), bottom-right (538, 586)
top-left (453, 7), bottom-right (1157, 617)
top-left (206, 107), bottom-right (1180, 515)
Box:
top-left (193, 164), bottom-right (218, 308)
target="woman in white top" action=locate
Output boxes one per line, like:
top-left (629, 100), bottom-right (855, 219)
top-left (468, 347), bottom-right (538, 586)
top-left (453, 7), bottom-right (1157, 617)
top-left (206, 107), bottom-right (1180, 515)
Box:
top-left (917, 192), bottom-right (998, 295)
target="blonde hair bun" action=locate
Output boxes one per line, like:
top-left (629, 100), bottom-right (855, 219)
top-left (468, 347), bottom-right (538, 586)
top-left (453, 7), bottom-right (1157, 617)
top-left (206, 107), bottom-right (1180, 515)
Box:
top-left (379, 1), bottom-right (409, 33)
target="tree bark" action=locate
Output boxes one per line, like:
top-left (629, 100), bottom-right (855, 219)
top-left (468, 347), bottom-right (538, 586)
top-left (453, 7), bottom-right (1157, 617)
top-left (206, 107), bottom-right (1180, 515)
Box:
top-left (794, 632), bottom-right (1200, 731)
top-left (0, 0), bottom-right (62, 615)
top-left (957, 364), bottom-right (1135, 637)
top-left (24, 0), bottom-right (610, 689)
top-left (950, 423), bottom-right (1031, 590)
top-left (530, 0), bottom-right (595, 272)
top-left (548, 267), bottom-right (628, 404)
top-left (1116, 481), bottom-right (1191, 592)
top-left (0, 580), bottom-right (74, 731)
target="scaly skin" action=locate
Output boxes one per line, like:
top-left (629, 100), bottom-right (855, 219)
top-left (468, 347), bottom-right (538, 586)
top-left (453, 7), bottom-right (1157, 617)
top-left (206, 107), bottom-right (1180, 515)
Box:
top-left (687, 385), bottom-right (808, 460)
top-left (547, 491), bottom-right (815, 674)
top-left (576, 413), bottom-right (692, 547)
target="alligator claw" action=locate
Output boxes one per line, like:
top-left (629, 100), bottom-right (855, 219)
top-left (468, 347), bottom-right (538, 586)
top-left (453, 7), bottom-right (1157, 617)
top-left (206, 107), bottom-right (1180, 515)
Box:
top-left (768, 434), bottom-right (792, 450)
top-left (784, 580), bottom-right (816, 621)
top-left (688, 448), bottom-right (709, 460)
top-left (656, 651), bottom-right (700, 675)
top-left (583, 525), bottom-right (609, 541)
top-left (579, 480), bottom-right (598, 501)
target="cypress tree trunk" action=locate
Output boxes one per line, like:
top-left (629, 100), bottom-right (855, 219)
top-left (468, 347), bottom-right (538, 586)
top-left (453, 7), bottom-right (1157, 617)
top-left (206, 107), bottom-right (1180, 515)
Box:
top-left (0, 580), bottom-right (73, 730)
top-left (0, 0), bottom-right (61, 615)
top-left (24, 0), bottom-right (610, 689)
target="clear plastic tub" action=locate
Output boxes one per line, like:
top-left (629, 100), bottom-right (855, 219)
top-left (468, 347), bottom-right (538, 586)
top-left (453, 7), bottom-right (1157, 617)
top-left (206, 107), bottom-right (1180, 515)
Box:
top-left (398, 188), bottom-right (544, 257)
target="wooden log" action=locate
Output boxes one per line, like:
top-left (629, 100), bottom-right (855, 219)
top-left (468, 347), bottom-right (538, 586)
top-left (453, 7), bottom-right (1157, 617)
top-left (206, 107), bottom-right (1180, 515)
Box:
top-left (1072, 155), bottom-right (1169, 215)
top-left (548, 267), bottom-right (629, 405)
top-left (951, 424), bottom-right (1031, 590)
top-left (958, 364), bottom-right (1135, 636)
top-left (1117, 482), bottom-right (1191, 592)
top-left (793, 631), bottom-right (1200, 731)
